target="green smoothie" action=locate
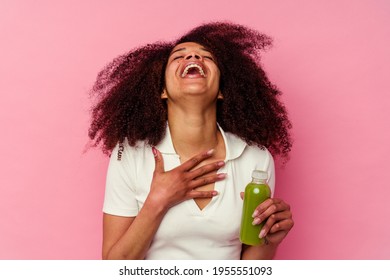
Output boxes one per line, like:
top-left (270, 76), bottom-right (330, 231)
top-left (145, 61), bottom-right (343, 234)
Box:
top-left (240, 170), bottom-right (271, 246)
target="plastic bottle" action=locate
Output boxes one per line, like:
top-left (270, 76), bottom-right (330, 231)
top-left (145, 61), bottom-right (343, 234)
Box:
top-left (240, 170), bottom-right (271, 245)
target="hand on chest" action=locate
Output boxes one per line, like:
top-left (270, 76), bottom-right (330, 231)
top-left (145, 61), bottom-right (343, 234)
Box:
top-left (180, 150), bottom-right (226, 210)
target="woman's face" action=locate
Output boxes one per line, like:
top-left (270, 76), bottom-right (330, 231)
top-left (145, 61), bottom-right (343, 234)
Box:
top-left (163, 42), bottom-right (221, 104)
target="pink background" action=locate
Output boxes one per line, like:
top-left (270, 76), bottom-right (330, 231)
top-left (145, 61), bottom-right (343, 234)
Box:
top-left (1, 0), bottom-right (389, 259)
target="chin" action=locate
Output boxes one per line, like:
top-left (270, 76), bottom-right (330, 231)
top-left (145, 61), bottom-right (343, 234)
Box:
top-left (181, 86), bottom-right (208, 95)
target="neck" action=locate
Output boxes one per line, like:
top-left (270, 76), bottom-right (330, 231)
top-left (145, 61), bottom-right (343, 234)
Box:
top-left (167, 105), bottom-right (220, 160)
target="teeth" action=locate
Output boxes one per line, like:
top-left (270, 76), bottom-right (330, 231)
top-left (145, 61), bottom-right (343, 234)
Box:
top-left (181, 64), bottom-right (205, 77)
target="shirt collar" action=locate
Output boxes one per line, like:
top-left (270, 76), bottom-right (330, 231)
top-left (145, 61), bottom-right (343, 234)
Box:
top-left (155, 124), bottom-right (177, 155)
top-left (155, 123), bottom-right (247, 161)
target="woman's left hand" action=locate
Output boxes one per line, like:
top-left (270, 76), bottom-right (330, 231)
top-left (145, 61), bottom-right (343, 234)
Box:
top-left (251, 197), bottom-right (294, 246)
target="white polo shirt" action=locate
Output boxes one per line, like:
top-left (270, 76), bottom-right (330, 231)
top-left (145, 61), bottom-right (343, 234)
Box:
top-left (103, 125), bottom-right (275, 260)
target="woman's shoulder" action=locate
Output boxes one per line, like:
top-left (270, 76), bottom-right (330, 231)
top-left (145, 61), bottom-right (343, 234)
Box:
top-left (224, 131), bottom-right (272, 161)
top-left (245, 143), bottom-right (272, 157)
top-left (241, 145), bottom-right (273, 170)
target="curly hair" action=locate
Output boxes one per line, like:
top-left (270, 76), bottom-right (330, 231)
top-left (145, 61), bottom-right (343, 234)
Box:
top-left (89, 22), bottom-right (292, 159)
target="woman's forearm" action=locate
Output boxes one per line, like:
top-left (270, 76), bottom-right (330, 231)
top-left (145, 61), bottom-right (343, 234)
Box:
top-left (105, 198), bottom-right (168, 260)
top-left (241, 243), bottom-right (278, 260)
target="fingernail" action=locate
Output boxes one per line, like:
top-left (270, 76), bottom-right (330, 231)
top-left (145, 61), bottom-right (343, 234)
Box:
top-left (217, 173), bottom-right (226, 179)
top-left (212, 191), bottom-right (219, 196)
top-left (252, 210), bottom-right (259, 218)
top-left (152, 147), bottom-right (157, 157)
top-left (259, 229), bottom-right (266, 238)
top-left (207, 149), bottom-right (214, 155)
top-left (217, 161), bottom-right (225, 167)
top-left (252, 218), bottom-right (261, 225)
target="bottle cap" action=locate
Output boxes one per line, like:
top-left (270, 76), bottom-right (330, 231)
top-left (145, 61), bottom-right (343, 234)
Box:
top-left (252, 170), bottom-right (268, 180)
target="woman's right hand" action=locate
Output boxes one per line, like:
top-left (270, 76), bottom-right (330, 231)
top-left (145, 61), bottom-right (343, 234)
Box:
top-left (147, 147), bottom-right (226, 211)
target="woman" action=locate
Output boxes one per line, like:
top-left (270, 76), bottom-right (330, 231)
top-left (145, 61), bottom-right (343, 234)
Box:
top-left (89, 22), bottom-right (294, 259)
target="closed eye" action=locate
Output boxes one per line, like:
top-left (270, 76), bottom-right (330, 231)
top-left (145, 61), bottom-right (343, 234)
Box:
top-left (173, 56), bottom-right (183, 60)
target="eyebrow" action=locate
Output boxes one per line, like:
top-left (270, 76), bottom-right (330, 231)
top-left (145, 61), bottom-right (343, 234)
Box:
top-left (169, 47), bottom-right (212, 56)
top-left (170, 48), bottom-right (186, 55)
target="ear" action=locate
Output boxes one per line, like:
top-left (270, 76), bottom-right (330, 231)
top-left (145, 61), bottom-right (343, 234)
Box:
top-left (161, 89), bottom-right (168, 99)
top-left (217, 90), bottom-right (223, 100)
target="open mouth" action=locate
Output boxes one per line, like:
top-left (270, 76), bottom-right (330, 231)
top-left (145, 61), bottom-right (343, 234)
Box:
top-left (181, 63), bottom-right (206, 78)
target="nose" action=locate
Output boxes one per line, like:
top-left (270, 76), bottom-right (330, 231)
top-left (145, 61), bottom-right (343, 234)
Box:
top-left (184, 52), bottom-right (202, 60)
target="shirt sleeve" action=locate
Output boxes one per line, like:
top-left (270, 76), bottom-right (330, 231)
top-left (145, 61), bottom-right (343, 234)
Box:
top-left (102, 143), bottom-right (139, 217)
top-left (265, 150), bottom-right (276, 197)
